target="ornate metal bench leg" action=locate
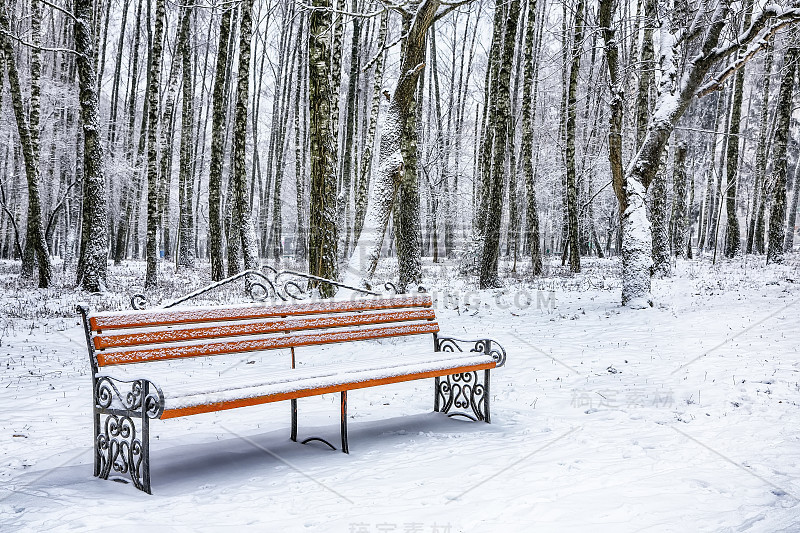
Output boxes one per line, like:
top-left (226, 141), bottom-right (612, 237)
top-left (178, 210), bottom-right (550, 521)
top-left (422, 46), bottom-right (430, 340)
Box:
top-left (93, 411), bottom-right (101, 477)
top-left (341, 391), bottom-right (349, 454)
top-left (95, 411), bottom-right (151, 493)
top-left (436, 369), bottom-right (491, 423)
top-left (291, 399), bottom-right (298, 442)
top-left (434, 377), bottom-right (441, 412)
top-left (94, 378), bottom-right (160, 494)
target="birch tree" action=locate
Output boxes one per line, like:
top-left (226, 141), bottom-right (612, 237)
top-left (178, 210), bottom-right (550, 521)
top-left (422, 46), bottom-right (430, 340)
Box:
top-left (74, 0), bottom-right (108, 291)
top-left (347, 0), bottom-right (473, 289)
top-left (308, 0), bottom-right (339, 295)
top-left (177, 1), bottom-right (196, 268)
top-left (232, 0), bottom-right (260, 275)
top-left (0, 0), bottom-right (52, 288)
top-left (209, 6), bottom-right (234, 280)
top-left (145, 0), bottom-right (167, 289)
top-left (602, 0), bottom-right (800, 307)
top-left (767, 44), bottom-right (799, 264)
top-left (480, 0), bottom-right (522, 288)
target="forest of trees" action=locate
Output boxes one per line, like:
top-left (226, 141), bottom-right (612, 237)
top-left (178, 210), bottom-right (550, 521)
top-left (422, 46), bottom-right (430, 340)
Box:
top-left (0, 0), bottom-right (798, 307)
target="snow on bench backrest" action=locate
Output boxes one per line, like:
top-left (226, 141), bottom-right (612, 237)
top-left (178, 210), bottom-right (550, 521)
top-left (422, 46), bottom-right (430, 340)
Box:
top-left (88, 295), bottom-right (439, 367)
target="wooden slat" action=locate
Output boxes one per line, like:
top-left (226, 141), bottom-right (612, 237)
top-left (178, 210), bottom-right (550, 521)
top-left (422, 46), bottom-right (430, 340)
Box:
top-left (97, 322), bottom-right (440, 366)
top-left (89, 295), bottom-right (433, 331)
top-left (160, 361), bottom-right (495, 419)
top-left (94, 309), bottom-right (437, 349)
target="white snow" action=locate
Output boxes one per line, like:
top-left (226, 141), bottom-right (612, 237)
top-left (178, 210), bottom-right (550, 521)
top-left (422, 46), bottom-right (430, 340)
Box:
top-left (2, 256), bottom-right (800, 531)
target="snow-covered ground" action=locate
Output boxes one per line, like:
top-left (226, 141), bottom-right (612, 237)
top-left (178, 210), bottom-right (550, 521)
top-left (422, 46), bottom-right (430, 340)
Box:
top-left (1, 255), bottom-right (800, 532)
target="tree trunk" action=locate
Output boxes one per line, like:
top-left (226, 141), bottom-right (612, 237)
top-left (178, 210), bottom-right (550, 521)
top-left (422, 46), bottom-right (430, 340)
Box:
top-left (0, 0), bottom-right (52, 288)
top-left (107, 0), bottom-right (131, 152)
top-left (294, 13), bottom-right (308, 262)
top-left (784, 163), bottom-right (800, 251)
top-left (671, 142), bottom-right (689, 257)
top-left (144, 0), bottom-right (167, 289)
top-left (308, 0), bottom-right (339, 295)
top-left (480, 0), bottom-right (521, 287)
top-left (353, 9), bottom-right (388, 247)
top-left (767, 45), bottom-right (799, 264)
top-left (724, 2), bottom-right (753, 258)
top-left (208, 6), bottom-right (234, 280)
top-left (749, 40), bottom-right (774, 255)
top-left (563, 0), bottom-right (584, 274)
top-left (346, 0), bottom-right (446, 289)
top-left (522, 0), bottom-right (542, 275)
top-left (113, 0), bottom-right (143, 264)
top-left (74, 0), bottom-right (108, 291)
top-left (232, 0), bottom-right (260, 276)
top-left (336, 0), bottom-right (362, 258)
top-left (650, 146), bottom-right (671, 277)
top-left (177, 1), bottom-right (195, 268)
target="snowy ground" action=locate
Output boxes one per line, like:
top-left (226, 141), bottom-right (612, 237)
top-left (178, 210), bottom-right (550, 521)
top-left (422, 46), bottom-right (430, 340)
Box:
top-left (1, 255), bottom-right (800, 532)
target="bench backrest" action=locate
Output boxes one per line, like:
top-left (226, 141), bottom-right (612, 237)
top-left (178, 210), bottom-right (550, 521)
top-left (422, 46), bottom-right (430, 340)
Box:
top-left (82, 295), bottom-right (438, 368)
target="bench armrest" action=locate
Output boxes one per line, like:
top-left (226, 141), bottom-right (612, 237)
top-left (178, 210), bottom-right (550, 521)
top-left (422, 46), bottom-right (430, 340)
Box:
top-left (94, 376), bottom-right (165, 419)
top-left (434, 335), bottom-right (507, 368)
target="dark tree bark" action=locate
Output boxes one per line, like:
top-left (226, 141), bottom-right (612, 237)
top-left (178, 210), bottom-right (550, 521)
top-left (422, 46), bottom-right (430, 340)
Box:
top-left (232, 0), bottom-right (260, 275)
top-left (0, 0), bottom-right (52, 288)
top-left (767, 45), bottom-right (799, 264)
top-left (522, 0), bottom-right (542, 275)
top-left (480, 0), bottom-right (521, 288)
top-left (750, 40), bottom-right (774, 255)
top-left (562, 0), bottom-right (584, 274)
top-left (144, 0), bottom-right (167, 289)
top-left (74, 0), bottom-right (108, 291)
top-left (724, 1), bottom-right (753, 258)
top-left (208, 6), bottom-right (234, 281)
top-left (671, 142), bottom-right (689, 257)
top-left (308, 0), bottom-right (339, 295)
top-left (177, 1), bottom-right (196, 268)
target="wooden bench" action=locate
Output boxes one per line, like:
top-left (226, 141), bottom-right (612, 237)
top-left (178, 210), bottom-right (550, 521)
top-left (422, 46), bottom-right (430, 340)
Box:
top-left (77, 293), bottom-right (506, 493)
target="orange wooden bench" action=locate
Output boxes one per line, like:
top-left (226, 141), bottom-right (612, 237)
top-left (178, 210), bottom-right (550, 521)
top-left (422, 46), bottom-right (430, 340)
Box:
top-left (77, 294), bottom-right (506, 493)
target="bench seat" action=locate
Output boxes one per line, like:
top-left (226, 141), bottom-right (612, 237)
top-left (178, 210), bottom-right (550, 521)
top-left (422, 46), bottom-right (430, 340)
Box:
top-left (99, 351), bottom-right (497, 418)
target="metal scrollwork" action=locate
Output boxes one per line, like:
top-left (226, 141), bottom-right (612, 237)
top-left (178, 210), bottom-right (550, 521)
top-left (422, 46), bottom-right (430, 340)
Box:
top-left (436, 371), bottom-right (488, 422)
top-left (435, 336), bottom-right (507, 368)
top-left (130, 293), bottom-right (150, 310)
top-left (95, 377), bottom-right (165, 419)
top-left (96, 414), bottom-right (147, 492)
top-left (130, 267), bottom-right (393, 310)
top-left (384, 282), bottom-right (398, 294)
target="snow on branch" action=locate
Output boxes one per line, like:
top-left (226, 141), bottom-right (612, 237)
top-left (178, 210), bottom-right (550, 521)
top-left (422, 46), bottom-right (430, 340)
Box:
top-left (0, 28), bottom-right (84, 57)
top-left (404, 62), bottom-right (425, 79)
top-left (298, 2), bottom-right (390, 19)
top-left (708, 5), bottom-right (800, 64)
top-left (363, 31), bottom-right (407, 73)
top-left (434, 0), bottom-right (474, 22)
top-left (698, 9), bottom-right (800, 96)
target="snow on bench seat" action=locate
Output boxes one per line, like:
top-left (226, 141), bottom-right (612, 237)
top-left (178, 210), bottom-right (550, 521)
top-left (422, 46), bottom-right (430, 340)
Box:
top-left (100, 351), bottom-right (497, 419)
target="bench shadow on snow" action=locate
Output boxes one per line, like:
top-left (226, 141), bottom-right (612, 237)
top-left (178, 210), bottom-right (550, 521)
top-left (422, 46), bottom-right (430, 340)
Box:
top-left (149, 410), bottom-right (501, 494)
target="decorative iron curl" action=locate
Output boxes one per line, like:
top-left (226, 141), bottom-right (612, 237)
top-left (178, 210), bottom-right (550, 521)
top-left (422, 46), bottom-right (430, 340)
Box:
top-left (273, 270), bottom-right (379, 301)
top-left (384, 282), bottom-right (399, 294)
top-left (96, 414), bottom-right (146, 491)
top-left (131, 294), bottom-right (150, 310)
top-left (95, 376), bottom-right (165, 419)
top-left (435, 336), bottom-right (506, 367)
top-left (436, 371), bottom-right (487, 421)
top-left (130, 267), bottom-right (392, 310)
